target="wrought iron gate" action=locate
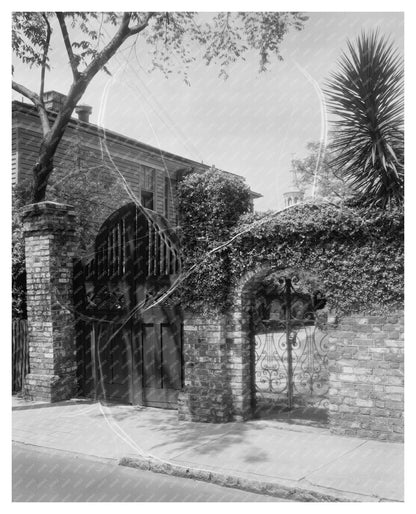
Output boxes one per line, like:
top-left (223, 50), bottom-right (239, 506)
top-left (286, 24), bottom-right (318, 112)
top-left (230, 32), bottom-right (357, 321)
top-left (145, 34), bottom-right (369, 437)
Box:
top-left (253, 274), bottom-right (329, 410)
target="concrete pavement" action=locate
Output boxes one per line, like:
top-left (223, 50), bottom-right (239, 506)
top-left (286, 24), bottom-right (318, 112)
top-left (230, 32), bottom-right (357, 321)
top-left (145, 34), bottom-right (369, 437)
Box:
top-left (12, 396), bottom-right (404, 502)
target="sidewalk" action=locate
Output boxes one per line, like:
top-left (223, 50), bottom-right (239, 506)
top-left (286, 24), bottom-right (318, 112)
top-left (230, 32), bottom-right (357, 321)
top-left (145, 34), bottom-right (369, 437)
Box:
top-left (12, 397), bottom-right (404, 502)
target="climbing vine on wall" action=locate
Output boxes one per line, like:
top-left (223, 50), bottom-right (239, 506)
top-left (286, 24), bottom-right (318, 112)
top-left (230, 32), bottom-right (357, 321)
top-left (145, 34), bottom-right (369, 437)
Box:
top-left (230, 203), bottom-right (403, 314)
top-left (176, 170), bottom-right (252, 312)
top-left (177, 189), bottom-right (403, 315)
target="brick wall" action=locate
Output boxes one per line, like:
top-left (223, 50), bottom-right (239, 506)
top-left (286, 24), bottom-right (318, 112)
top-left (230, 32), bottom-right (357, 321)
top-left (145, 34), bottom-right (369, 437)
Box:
top-left (178, 309), bottom-right (255, 423)
top-left (178, 314), bottom-right (233, 422)
top-left (328, 312), bottom-right (404, 442)
top-left (22, 202), bottom-right (78, 402)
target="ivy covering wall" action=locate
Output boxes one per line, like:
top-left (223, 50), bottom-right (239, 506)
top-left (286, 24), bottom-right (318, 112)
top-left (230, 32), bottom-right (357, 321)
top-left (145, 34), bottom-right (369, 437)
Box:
top-left (177, 172), bottom-right (403, 315)
top-left (176, 170), bottom-right (252, 312)
top-left (229, 203), bottom-right (403, 315)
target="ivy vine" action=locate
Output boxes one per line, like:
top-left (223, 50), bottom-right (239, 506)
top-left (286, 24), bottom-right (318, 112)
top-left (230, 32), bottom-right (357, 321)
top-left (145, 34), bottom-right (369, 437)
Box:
top-left (177, 173), bottom-right (403, 316)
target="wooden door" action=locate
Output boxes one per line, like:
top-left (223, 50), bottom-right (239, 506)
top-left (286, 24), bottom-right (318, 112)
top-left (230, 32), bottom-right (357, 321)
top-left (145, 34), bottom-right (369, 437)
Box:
top-left (139, 307), bottom-right (182, 409)
top-left (95, 320), bottom-right (132, 404)
top-left (91, 313), bottom-right (182, 407)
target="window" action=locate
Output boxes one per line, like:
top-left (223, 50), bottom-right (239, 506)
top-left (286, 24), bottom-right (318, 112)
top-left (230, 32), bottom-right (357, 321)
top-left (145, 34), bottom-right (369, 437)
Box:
top-left (141, 190), bottom-right (154, 210)
top-left (139, 165), bottom-right (155, 210)
top-left (140, 165), bottom-right (155, 192)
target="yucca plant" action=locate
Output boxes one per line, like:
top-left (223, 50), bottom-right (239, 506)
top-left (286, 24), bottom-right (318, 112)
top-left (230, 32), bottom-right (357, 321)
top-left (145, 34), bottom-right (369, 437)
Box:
top-left (325, 31), bottom-right (404, 209)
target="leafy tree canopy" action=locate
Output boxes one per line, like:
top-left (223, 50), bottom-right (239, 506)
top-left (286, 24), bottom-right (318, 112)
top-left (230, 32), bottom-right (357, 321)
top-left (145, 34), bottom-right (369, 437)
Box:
top-left (290, 141), bottom-right (354, 202)
top-left (178, 169), bottom-right (253, 248)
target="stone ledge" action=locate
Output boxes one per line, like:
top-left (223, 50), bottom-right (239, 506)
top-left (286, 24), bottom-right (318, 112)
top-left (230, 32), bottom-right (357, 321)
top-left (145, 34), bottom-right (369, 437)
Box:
top-left (22, 201), bottom-right (76, 216)
top-left (22, 202), bottom-right (77, 236)
top-left (119, 455), bottom-right (385, 502)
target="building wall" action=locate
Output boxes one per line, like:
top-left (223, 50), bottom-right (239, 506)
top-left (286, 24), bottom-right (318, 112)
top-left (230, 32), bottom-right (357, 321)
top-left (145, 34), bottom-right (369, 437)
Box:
top-left (12, 102), bottom-right (211, 225)
top-left (12, 100), bottom-right (258, 229)
top-left (12, 125), bottom-right (18, 187)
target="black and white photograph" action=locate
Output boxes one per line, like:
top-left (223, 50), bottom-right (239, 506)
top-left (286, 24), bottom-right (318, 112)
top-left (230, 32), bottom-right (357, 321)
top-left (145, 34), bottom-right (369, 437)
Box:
top-left (9, 2), bottom-right (406, 504)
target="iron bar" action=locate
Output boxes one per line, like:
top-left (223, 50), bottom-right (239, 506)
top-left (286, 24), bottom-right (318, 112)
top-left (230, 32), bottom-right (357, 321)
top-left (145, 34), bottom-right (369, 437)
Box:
top-left (285, 278), bottom-right (294, 409)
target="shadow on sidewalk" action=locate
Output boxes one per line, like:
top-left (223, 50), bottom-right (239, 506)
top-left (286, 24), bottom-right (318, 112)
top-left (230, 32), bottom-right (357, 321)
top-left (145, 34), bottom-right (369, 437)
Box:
top-left (87, 402), bottom-right (331, 461)
top-left (13, 395), bottom-right (330, 463)
top-left (254, 405), bottom-right (329, 429)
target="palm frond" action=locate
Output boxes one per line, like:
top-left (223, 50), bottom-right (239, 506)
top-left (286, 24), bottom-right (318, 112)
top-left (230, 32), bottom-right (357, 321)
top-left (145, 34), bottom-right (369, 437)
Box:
top-left (324, 31), bottom-right (404, 208)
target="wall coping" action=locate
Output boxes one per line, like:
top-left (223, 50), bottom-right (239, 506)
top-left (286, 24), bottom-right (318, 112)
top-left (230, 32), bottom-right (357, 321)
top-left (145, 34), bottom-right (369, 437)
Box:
top-left (22, 202), bottom-right (77, 236)
top-left (22, 201), bottom-right (75, 218)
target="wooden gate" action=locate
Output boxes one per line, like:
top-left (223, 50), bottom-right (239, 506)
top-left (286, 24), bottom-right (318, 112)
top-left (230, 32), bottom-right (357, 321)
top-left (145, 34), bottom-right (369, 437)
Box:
top-left (74, 202), bottom-right (182, 408)
top-left (12, 319), bottom-right (29, 393)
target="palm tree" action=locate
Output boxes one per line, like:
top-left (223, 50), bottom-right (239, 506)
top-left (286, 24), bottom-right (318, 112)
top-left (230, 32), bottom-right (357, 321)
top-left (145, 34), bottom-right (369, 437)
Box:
top-left (325, 31), bottom-right (404, 209)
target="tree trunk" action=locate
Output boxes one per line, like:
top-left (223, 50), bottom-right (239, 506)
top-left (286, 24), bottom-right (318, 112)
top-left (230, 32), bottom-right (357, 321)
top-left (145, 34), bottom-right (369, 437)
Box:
top-left (31, 114), bottom-right (70, 203)
top-left (31, 154), bottom-right (54, 203)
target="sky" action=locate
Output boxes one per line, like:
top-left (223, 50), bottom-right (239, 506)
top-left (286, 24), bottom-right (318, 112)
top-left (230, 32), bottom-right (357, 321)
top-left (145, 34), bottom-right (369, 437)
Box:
top-left (11, 10), bottom-right (404, 211)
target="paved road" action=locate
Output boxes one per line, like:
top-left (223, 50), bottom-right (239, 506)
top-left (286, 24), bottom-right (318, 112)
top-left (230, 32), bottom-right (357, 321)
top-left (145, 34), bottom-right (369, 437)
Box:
top-left (12, 443), bottom-right (283, 502)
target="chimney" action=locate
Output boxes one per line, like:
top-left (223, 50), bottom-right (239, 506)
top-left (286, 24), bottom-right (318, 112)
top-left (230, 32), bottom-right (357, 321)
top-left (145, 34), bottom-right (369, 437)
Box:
top-left (75, 105), bottom-right (92, 123)
top-left (43, 91), bottom-right (67, 112)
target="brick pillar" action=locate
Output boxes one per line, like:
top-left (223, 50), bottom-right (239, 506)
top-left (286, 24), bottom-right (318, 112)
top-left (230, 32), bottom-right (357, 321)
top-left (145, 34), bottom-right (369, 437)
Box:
top-left (178, 313), bottom-right (233, 422)
top-left (22, 202), bottom-right (78, 402)
top-left (224, 307), bottom-right (254, 421)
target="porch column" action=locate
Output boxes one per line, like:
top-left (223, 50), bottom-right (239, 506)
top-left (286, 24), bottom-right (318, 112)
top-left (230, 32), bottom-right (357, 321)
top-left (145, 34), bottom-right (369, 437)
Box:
top-left (22, 202), bottom-right (78, 402)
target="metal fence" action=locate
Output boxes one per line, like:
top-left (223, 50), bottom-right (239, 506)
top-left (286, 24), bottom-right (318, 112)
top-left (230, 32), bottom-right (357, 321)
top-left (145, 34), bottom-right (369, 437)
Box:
top-left (12, 319), bottom-right (29, 393)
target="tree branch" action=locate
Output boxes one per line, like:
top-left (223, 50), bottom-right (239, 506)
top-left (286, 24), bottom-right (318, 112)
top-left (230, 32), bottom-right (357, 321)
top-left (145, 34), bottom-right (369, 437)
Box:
top-left (19, 12), bottom-right (155, 202)
top-left (56, 12), bottom-right (80, 80)
top-left (40, 13), bottom-right (52, 100)
top-left (12, 81), bottom-right (50, 134)
top-left (128, 12), bottom-right (155, 36)
top-left (44, 13), bottom-right (135, 156)
top-left (81, 12), bottom-right (132, 80)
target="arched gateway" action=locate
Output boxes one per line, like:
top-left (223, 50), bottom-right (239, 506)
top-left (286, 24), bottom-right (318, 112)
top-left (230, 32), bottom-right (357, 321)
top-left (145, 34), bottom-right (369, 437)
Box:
top-left (179, 265), bottom-right (330, 423)
top-left (74, 202), bottom-right (183, 408)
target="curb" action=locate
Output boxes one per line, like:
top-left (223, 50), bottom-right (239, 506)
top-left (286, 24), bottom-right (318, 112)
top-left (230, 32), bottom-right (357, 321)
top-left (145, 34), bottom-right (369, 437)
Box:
top-left (119, 455), bottom-right (383, 502)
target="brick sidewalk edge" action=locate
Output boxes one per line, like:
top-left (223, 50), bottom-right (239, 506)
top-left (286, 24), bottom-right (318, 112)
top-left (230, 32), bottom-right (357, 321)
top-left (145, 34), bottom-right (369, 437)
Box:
top-left (119, 456), bottom-right (394, 502)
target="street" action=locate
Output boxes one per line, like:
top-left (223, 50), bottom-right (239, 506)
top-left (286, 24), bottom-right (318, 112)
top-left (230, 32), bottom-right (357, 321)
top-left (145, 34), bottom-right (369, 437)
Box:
top-left (12, 443), bottom-right (282, 502)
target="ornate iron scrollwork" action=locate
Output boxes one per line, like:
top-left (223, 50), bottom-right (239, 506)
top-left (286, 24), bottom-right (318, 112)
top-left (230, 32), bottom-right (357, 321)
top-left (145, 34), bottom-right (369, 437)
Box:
top-left (255, 329), bottom-right (287, 395)
top-left (253, 273), bottom-right (329, 410)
